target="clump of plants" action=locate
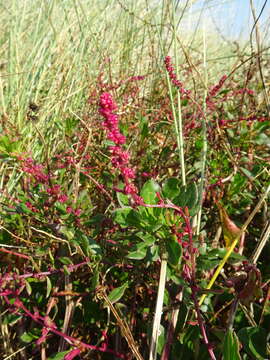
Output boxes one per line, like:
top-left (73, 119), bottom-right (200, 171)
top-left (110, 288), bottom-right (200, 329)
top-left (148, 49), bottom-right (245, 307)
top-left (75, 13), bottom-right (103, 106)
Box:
top-left (0, 17), bottom-right (270, 360)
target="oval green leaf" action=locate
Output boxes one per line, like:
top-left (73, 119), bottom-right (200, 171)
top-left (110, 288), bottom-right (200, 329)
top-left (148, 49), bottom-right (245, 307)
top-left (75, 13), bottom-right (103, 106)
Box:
top-left (140, 179), bottom-right (160, 204)
top-left (166, 237), bottom-right (182, 268)
top-left (107, 282), bottom-right (129, 305)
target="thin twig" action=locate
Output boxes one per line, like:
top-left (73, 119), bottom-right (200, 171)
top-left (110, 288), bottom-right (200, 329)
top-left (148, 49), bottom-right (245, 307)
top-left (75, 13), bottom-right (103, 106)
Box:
top-left (98, 288), bottom-right (144, 360)
top-left (0, 226), bottom-right (35, 246)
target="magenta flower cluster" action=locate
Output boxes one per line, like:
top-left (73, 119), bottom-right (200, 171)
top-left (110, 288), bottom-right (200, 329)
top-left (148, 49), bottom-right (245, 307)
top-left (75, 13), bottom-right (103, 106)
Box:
top-left (206, 74), bottom-right (227, 110)
top-left (46, 185), bottom-right (68, 203)
top-left (164, 56), bottom-right (190, 97)
top-left (19, 157), bottom-right (69, 212)
top-left (99, 92), bottom-right (126, 145)
top-left (99, 92), bottom-right (143, 204)
top-left (22, 157), bottom-right (49, 184)
top-left (208, 74), bottom-right (227, 97)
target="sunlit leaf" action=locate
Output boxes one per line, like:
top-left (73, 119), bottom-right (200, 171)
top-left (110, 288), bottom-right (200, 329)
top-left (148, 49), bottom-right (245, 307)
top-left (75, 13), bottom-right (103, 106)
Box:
top-left (107, 282), bottom-right (129, 305)
top-left (140, 179), bottom-right (160, 204)
top-left (162, 177), bottom-right (180, 200)
top-left (46, 276), bottom-right (52, 298)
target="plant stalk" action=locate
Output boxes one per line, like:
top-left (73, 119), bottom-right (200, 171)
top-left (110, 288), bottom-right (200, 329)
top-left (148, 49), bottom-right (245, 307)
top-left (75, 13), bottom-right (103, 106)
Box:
top-left (172, 3), bottom-right (186, 186)
top-left (149, 254), bottom-right (167, 360)
top-left (196, 21), bottom-right (208, 235)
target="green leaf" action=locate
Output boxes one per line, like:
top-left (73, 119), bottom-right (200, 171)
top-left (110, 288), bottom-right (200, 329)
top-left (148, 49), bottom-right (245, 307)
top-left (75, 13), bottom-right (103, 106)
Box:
top-left (60, 227), bottom-right (74, 241)
top-left (46, 276), bottom-right (52, 298)
top-left (48, 249), bottom-right (55, 266)
top-left (181, 98), bottom-right (189, 106)
top-left (0, 135), bottom-right (21, 154)
top-left (113, 207), bottom-right (141, 227)
top-left (20, 331), bottom-right (39, 343)
top-left (197, 250), bottom-right (246, 270)
top-left (240, 167), bottom-right (253, 179)
top-left (88, 238), bottom-right (102, 256)
top-left (25, 279), bottom-right (32, 296)
top-left (137, 206), bottom-right (161, 230)
top-left (146, 244), bottom-right (159, 263)
top-left (127, 241), bottom-right (148, 260)
top-left (139, 116), bottom-right (149, 139)
top-left (185, 182), bottom-right (198, 209)
top-left (107, 282), bottom-right (129, 305)
top-left (127, 246), bottom-right (147, 260)
top-left (254, 133), bottom-right (270, 146)
top-left (162, 177), bottom-right (180, 200)
top-left (63, 265), bottom-right (71, 275)
top-left (223, 329), bottom-right (241, 360)
top-left (166, 237), bottom-right (182, 268)
top-left (136, 232), bottom-right (156, 245)
top-left (117, 191), bottom-right (130, 207)
top-left (231, 173), bottom-right (247, 194)
top-left (3, 313), bottom-right (22, 325)
top-left (195, 139), bottom-right (204, 150)
top-left (238, 327), bottom-right (267, 360)
top-left (59, 257), bottom-right (73, 265)
top-left (90, 268), bottom-right (100, 291)
top-left (140, 179), bottom-right (160, 204)
top-left (157, 324), bottom-right (165, 355)
top-left (47, 351), bottom-right (70, 360)
top-left (197, 257), bottom-right (221, 271)
top-left (174, 182), bottom-right (199, 212)
top-left (65, 117), bottom-right (79, 136)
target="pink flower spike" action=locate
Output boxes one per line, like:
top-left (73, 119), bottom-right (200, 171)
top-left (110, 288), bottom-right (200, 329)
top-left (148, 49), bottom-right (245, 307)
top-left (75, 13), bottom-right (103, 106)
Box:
top-left (122, 167), bottom-right (136, 179)
top-left (99, 92), bottom-right (118, 111)
top-left (124, 183), bottom-right (138, 195)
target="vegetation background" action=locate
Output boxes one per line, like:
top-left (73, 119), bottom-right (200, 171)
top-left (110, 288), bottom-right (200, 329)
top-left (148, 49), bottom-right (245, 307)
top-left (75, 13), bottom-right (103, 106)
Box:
top-left (0, 0), bottom-right (269, 359)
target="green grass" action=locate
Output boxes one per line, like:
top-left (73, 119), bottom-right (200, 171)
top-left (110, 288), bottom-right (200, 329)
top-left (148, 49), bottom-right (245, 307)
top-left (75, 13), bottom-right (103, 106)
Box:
top-left (0, 0), bottom-right (253, 148)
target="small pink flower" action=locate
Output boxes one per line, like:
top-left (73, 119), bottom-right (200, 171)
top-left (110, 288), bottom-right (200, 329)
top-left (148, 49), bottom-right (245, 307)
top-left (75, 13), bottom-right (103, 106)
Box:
top-left (128, 75), bottom-right (145, 81)
top-left (99, 92), bottom-right (117, 111)
top-left (25, 201), bottom-right (32, 209)
top-left (124, 183), bottom-right (138, 195)
top-left (66, 207), bottom-right (73, 214)
top-left (46, 185), bottom-right (61, 195)
top-left (73, 208), bottom-right (81, 217)
top-left (132, 194), bottom-right (144, 205)
top-left (164, 56), bottom-right (190, 97)
top-left (58, 194), bottom-right (68, 203)
top-left (122, 167), bottom-right (135, 179)
top-left (25, 201), bottom-right (38, 213)
top-left (21, 158), bottom-right (49, 184)
top-left (208, 74), bottom-right (227, 97)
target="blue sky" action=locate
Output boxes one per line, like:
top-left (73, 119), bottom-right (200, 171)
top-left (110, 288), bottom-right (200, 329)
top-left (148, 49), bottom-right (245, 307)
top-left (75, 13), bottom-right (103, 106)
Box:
top-left (182, 0), bottom-right (270, 40)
